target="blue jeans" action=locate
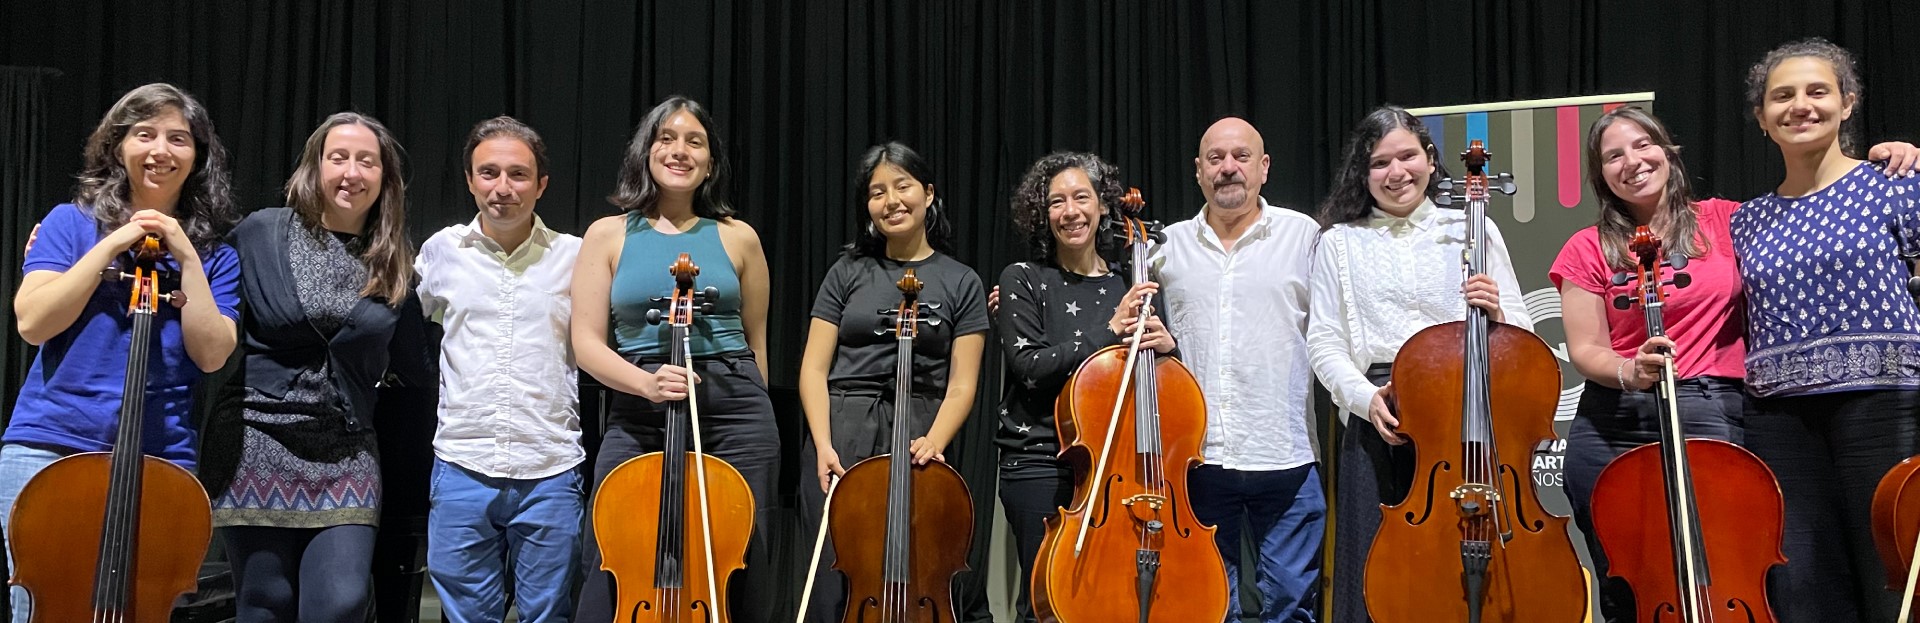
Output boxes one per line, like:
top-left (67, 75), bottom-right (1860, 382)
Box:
top-left (1190, 463), bottom-right (1325, 623)
top-left (428, 457), bottom-right (586, 623)
top-left (0, 443), bottom-right (69, 623)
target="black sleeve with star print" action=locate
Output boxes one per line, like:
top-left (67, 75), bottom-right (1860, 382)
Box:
top-left (993, 261), bottom-right (1129, 464)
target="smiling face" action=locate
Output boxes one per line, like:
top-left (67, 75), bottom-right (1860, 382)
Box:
top-left (118, 107), bottom-right (197, 209)
top-left (866, 162), bottom-right (934, 240)
top-left (318, 123), bottom-right (384, 222)
top-left (1754, 56), bottom-right (1855, 155)
top-left (1195, 118), bottom-right (1269, 214)
top-left (647, 109), bottom-right (712, 196)
top-left (1595, 118), bottom-right (1670, 212)
top-left (466, 136), bottom-right (548, 238)
top-left (1046, 167), bottom-right (1106, 255)
top-left (1365, 128), bottom-right (1434, 217)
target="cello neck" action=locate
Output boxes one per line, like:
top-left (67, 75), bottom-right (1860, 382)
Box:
top-left (1126, 219), bottom-right (1164, 459)
top-left (97, 238), bottom-right (167, 612)
top-left (884, 269), bottom-right (925, 584)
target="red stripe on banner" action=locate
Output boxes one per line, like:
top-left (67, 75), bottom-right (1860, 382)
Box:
top-left (1603, 102), bottom-right (1623, 113)
top-left (1557, 106), bottom-right (1581, 208)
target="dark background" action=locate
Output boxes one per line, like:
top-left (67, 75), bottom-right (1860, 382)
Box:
top-left (3, 0), bottom-right (1917, 619)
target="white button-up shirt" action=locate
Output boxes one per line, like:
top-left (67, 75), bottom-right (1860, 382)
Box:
top-left (1151, 198), bottom-right (1319, 471)
top-left (1307, 200), bottom-right (1533, 425)
top-left (415, 217), bottom-right (584, 479)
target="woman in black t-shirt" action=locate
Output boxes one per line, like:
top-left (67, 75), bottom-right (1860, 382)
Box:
top-left (795, 142), bottom-right (990, 621)
top-left (994, 152), bottom-right (1175, 622)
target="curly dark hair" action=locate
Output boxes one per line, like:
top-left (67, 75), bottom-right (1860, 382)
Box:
top-left (844, 142), bottom-right (954, 259)
top-left (1010, 152), bottom-right (1126, 265)
top-left (1316, 106), bottom-right (1449, 230)
top-left (608, 96), bottom-right (734, 219)
top-left (74, 83), bottom-right (237, 252)
top-left (1745, 37), bottom-right (1863, 157)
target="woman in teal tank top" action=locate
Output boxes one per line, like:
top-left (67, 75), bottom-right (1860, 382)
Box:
top-left (568, 96), bottom-right (780, 623)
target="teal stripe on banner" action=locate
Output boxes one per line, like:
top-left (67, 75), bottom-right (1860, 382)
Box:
top-left (1466, 112), bottom-right (1489, 144)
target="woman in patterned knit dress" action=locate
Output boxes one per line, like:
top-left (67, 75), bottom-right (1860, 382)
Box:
top-left (993, 152), bottom-right (1177, 622)
top-left (209, 112), bottom-right (426, 622)
top-left (1305, 106), bottom-right (1532, 623)
top-left (1729, 38), bottom-right (1920, 623)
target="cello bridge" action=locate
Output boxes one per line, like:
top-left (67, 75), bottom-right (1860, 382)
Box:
top-left (1123, 494), bottom-right (1167, 510)
top-left (1449, 483), bottom-right (1501, 517)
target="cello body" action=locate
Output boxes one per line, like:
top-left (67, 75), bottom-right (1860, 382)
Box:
top-left (828, 456), bottom-right (973, 623)
top-left (595, 453), bottom-right (754, 622)
top-left (1032, 345), bottom-right (1227, 623)
top-left (1591, 440), bottom-right (1783, 621)
top-left (1363, 322), bottom-right (1587, 623)
top-left (10, 454), bottom-right (211, 623)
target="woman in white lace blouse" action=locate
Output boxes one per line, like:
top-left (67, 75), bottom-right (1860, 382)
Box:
top-left (1305, 106), bottom-right (1532, 623)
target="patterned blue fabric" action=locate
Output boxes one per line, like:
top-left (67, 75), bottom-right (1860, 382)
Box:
top-left (1732, 162), bottom-right (1920, 397)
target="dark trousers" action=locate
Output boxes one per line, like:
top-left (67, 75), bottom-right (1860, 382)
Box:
top-left (576, 354), bottom-right (781, 623)
top-left (996, 458), bottom-right (1074, 623)
top-left (1328, 365), bottom-right (1411, 623)
top-left (1745, 389), bottom-right (1920, 623)
top-left (226, 524), bottom-right (378, 623)
top-left (1562, 377), bottom-right (1747, 623)
top-left (1190, 463), bottom-right (1324, 623)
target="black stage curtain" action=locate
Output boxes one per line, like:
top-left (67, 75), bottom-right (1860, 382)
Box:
top-left (4, 0), bottom-right (1917, 619)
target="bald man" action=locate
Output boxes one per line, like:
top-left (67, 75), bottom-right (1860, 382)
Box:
top-left (1138, 117), bottom-right (1325, 622)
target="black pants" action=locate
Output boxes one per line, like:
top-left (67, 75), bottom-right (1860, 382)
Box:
top-left (226, 524), bottom-right (378, 623)
top-left (996, 457), bottom-right (1073, 623)
top-left (1745, 389), bottom-right (1920, 623)
top-left (1329, 364), bottom-right (1409, 623)
top-left (1562, 377), bottom-right (1747, 623)
top-left (577, 354), bottom-right (781, 623)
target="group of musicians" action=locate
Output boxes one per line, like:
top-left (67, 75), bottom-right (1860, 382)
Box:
top-left (7, 36), bottom-right (1920, 623)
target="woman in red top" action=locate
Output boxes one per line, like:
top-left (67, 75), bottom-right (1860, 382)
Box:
top-left (1550, 105), bottom-right (1915, 623)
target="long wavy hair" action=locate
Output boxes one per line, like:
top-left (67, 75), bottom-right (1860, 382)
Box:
top-left (607, 96), bottom-right (734, 219)
top-left (1315, 106), bottom-right (1448, 229)
top-left (844, 142), bottom-right (954, 259)
top-left (1583, 106), bottom-right (1706, 269)
top-left (74, 83), bottom-right (238, 252)
top-left (285, 112), bottom-right (414, 306)
top-left (1010, 152), bottom-right (1125, 265)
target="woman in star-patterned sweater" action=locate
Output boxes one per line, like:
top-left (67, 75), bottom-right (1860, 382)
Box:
top-left (1731, 39), bottom-right (1920, 623)
top-left (993, 152), bottom-right (1176, 622)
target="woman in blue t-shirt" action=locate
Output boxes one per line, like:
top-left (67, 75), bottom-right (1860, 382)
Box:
top-left (1730, 38), bottom-right (1920, 623)
top-left (2, 82), bottom-right (242, 623)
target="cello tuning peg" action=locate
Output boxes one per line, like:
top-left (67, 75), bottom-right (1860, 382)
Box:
top-left (1612, 295), bottom-right (1633, 310)
top-left (1610, 272), bottom-right (1631, 287)
top-left (644, 308), bottom-right (665, 325)
top-left (922, 317), bottom-right (943, 327)
top-left (165, 290), bottom-right (188, 308)
top-left (698, 286), bottom-right (719, 301)
top-left (1436, 177), bottom-right (1456, 191)
top-left (1666, 252), bottom-right (1690, 271)
top-left (1495, 174), bottom-right (1518, 196)
top-left (1433, 193), bottom-right (1455, 207)
top-left (700, 302), bottom-right (715, 314)
top-left (1670, 273), bottom-right (1693, 289)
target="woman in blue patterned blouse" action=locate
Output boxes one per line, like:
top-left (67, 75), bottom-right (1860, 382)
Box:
top-left (1730, 37), bottom-right (1920, 623)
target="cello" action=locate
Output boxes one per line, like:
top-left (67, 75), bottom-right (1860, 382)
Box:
top-left (822, 268), bottom-right (974, 623)
top-left (1362, 141), bottom-right (1588, 623)
top-left (593, 253), bottom-right (757, 622)
top-left (1032, 189), bottom-right (1228, 623)
top-left (9, 234), bottom-right (213, 622)
top-left (1589, 226), bottom-right (1784, 622)
top-left (1873, 455), bottom-right (1920, 621)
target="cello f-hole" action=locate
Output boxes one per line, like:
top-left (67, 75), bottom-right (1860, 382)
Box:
top-left (1497, 463), bottom-right (1546, 532)
top-left (1406, 461), bottom-right (1449, 525)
